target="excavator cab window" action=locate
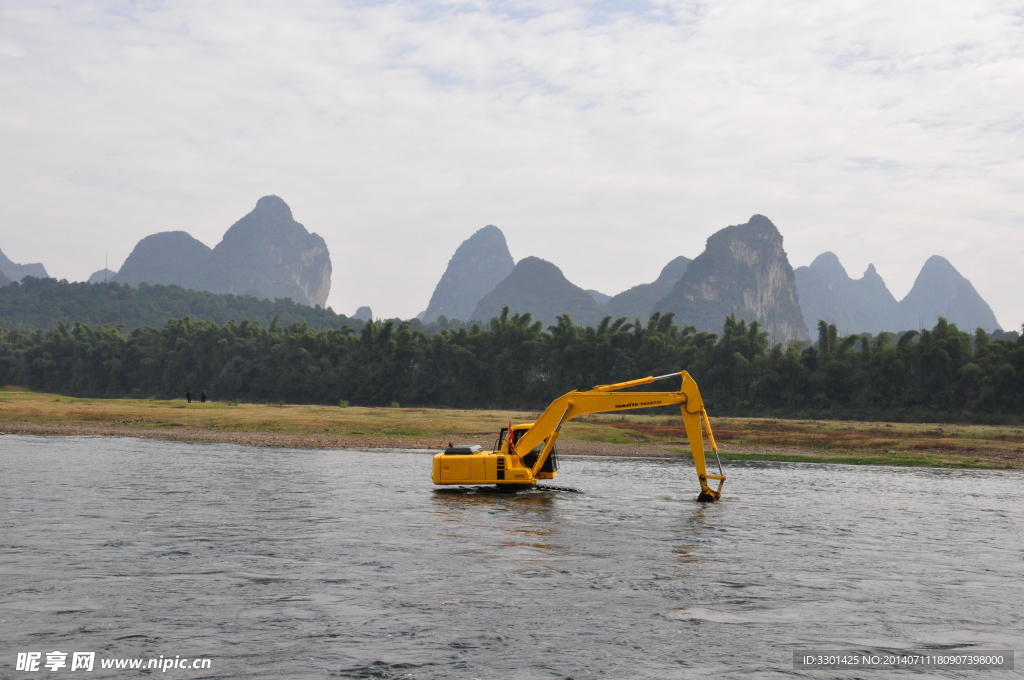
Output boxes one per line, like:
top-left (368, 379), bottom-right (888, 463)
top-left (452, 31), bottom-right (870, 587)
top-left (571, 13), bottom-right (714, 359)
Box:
top-left (493, 428), bottom-right (508, 453)
top-left (521, 438), bottom-right (558, 472)
top-left (495, 427), bottom-right (529, 453)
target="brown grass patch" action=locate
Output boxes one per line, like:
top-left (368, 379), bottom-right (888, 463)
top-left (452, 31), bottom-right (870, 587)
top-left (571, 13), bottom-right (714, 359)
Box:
top-left (1, 391), bottom-right (1022, 469)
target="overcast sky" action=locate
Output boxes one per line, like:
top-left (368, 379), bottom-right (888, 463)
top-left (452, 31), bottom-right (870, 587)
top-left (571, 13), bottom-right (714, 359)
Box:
top-left (2, 0), bottom-right (1022, 329)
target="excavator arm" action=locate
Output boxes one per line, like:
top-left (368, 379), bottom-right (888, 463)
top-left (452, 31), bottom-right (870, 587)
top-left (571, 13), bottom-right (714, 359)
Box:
top-left (431, 371), bottom-right (726, 501)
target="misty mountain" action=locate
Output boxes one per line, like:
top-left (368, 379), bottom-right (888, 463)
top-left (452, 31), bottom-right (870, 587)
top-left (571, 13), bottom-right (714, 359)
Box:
top-left (470, 256), bottom-right (606, 328)
top-left (0, 248), bottom-right (48, 282)
top-left (897, 255), bottom-right (1000, 331)
top-left (0, 269), bottom-right (10, 286)
top-left (114, 231), bottom-right (212, 288)
top-left (353, 306), bottom-right (373, 321)
top-left (605, 255), bottom-right (691, 321)
top-left (795, 252), bottom-right (1001, 334)
top-left (653, 215), bottom-right (808, 340)
top-left (794, 253), bottom-right (899, 334)
top-left (205, 196), bottom-right (331, 307)
top-left (586, 289), bottom-right (611, 305)
top-left (88, 269), bottom-right (118, 284)
top-left (421, 225), bottom-right (515, 322)
top-left (111, 196), bottom-right (331, 307)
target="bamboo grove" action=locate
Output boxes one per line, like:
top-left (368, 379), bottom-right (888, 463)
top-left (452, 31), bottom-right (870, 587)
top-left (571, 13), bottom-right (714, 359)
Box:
top-left (1, 309), bottom-right (1022, 421)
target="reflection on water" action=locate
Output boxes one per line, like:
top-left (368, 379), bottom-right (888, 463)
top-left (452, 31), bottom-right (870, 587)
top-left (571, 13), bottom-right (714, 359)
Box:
top-left (1, 436), bottom-right (1021, 679)
top-left (431, 488), bottom-right (562, 566)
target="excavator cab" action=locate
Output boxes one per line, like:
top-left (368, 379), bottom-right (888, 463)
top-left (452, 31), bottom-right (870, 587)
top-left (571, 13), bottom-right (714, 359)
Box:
top-left (430, 370), bottom-right (725, 501)
top-left (491, 426), bottom-right (559, 474)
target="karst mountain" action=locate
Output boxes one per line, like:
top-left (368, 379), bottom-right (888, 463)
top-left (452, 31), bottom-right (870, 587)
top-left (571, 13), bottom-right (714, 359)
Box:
top-left (87, 268), bottom-right (117, 284)
top-left (5, 203), bottom-right (1004, 338)
top-left (605, 255), bottom-right (691, 321)
top-left (794, 253), bottom-right (900, 335)
top-left (111, 196), bottom-right (331, 307)
top-left (0, 248), bottom-right (49, 283)
top-left (470, 256), bottom-right (607, 327)
top-left (652, 215), bottom-right (808, 340)
top-left (420, 225), bottom-right (515, 322)
top-left (795, 252), bottom-right (1000, 333)
top-left (896, 256), bottom-right (999, 331)
top-left (425, 214), bottom-right (1008, 339)
top-left (114, 231), bottom-right (213, 289)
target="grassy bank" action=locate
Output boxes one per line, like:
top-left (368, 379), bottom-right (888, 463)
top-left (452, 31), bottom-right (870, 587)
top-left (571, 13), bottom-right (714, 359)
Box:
top-left (1, 389), bottom-right (1021, 469)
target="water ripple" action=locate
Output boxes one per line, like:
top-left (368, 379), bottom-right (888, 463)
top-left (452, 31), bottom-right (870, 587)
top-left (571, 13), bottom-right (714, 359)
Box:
top-left (1, 436), bottom-right (1021, 678)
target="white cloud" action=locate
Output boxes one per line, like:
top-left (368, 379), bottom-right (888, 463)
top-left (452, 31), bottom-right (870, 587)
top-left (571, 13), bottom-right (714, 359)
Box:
top-left (1, 0), bottom-right (1022, 328)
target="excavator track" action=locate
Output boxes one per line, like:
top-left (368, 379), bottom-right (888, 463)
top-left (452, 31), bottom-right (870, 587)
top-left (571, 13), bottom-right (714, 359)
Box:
top-left (440, 484), bottom-right (583, 494)
top-left (534, 484), bottom-right (583, 493)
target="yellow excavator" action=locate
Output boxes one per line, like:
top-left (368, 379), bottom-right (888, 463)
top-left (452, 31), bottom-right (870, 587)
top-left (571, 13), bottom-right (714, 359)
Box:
top-left (431, 371), bottom-right (726, 502)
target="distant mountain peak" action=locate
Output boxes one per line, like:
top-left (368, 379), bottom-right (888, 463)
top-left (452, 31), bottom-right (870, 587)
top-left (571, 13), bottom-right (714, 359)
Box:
top-left (209, 196), bottom-right (331, 306)
top-left (654, 215), bottom-right (807, 340)
top-left (0, 248), bottom-right (49, 282)
top-left (470, 256), bottom-right (605, 327)
top-left (515, 256), bottom-right (554, 273)
top-left (113, 232), bottom-right (212, 288)
top-left (87, 269), bottom-right (118, 284)
top-left (475, 224), bottom-right (503, 238)
top-left (111, 197), bottom-right (331, 307)
top-left (796, 252), bottom-right (898, 334)
top-left (706, 214), bottom-right (781, 247)
top-left (898, 255), bottom-right (999, 331)
top-left (923, 253), bottom-right (955, 268)
top-left (220, 196), bottom-right (304, 244)
top-left (253, 195), bottom-right (293, 220)
top-left (657, 255), bottom-right (692, 282)
top-left (604, 254), bottom-right (691, 321)
top-left (421, 225), bottom-right (515, 322)
top-left (795, 250), bottom-right (1000, 333)
top-left (914, 255), bottom-right (962, 294)
top-left (809, 251), bottom-right (849, 285)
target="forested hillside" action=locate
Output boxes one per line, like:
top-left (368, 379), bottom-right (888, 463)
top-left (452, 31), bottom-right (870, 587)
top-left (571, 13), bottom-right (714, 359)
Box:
top-left (1, 308), bottom-right (1021, 421)
top-left (0, 278), bottom-right (362, 331)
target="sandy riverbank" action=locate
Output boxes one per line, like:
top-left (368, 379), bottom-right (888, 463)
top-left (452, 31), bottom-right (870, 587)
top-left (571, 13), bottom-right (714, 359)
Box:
top-left (2, 390), bottom-right (1021, 468)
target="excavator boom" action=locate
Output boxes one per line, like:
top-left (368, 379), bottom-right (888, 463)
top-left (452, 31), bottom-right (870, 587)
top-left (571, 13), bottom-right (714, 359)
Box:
top-left (431, 371), bottom-right (726, 501)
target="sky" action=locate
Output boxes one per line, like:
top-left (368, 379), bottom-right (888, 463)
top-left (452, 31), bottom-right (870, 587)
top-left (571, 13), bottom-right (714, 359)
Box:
top-left (1, 0), bottom-right (1022, 329)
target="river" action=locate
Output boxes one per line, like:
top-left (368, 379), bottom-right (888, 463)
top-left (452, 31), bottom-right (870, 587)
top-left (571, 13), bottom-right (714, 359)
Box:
top-left (1, 435), bottom-right (1020, 678)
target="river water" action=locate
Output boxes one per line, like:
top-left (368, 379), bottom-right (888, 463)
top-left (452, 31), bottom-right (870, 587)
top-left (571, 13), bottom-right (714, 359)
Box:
top-left (1, 435), bottom-right (1021, 678)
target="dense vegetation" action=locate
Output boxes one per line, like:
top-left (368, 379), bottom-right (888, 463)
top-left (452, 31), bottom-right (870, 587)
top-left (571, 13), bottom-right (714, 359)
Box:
top-left (0, 277), bottom-right (362, 331)
top-left (1, 308), bottom-right (1022, 422)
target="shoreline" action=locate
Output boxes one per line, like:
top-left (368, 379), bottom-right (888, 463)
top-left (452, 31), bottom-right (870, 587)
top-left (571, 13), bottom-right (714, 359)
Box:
top-left (2, 420), bottom-right (1020, 469)
top-left (2, 391), bottom-right (1022, 469)
top-left (0, 420), bottom-right (684, 455)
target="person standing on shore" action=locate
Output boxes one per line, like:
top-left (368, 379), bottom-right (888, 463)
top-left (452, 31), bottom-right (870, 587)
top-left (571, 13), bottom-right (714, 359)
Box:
top-left (200, 389), bottom-right (207, 404)
top-left (186, 390), bottom-right (192, 403)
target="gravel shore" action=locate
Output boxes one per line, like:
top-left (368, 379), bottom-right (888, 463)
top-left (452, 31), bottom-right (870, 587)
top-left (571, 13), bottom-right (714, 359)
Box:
top-left (3, 420), bottom-right (1019, 467)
